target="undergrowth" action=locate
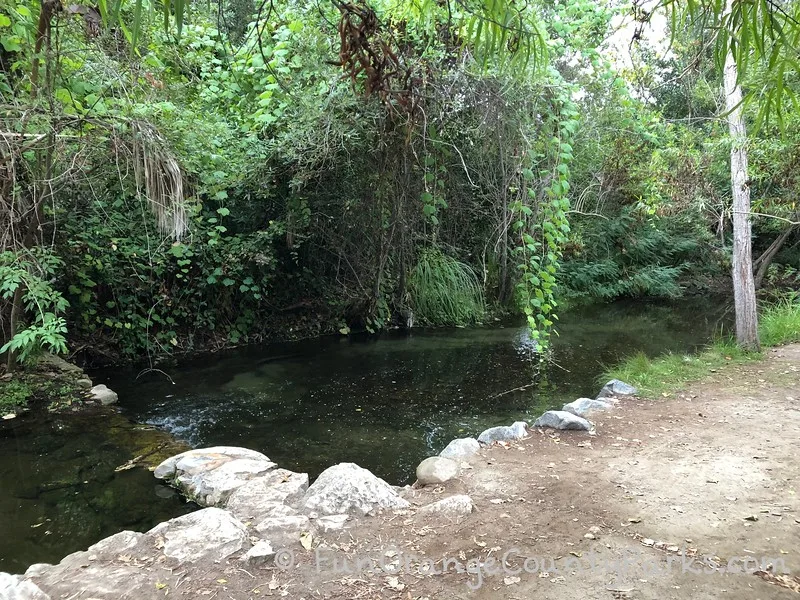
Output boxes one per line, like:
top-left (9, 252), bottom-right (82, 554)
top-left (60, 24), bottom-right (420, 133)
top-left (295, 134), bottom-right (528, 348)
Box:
top-left (408, 248), bottom-right (485, 326)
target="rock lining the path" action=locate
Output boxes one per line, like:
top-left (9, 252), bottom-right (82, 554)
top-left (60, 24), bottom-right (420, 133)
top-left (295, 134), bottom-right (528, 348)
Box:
top-left (562, 397), bottom-right (613, 417)
top-left (596, 379), bottom-right (638, 400)
top-left (416, 456), bottom-right (460, 485)
top-left (533, 410), bottom-right (592, 431)
top-left (439, 437), bottom-right (481, 459)
top-left (477, 421), bottom-right (528, 444)
top-left (302, 462), bottom-right (410, 516)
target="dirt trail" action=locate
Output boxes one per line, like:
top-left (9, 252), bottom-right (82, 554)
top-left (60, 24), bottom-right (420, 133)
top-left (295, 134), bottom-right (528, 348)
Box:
top-left (271, 344), bottom-right (800, 600)
top-left (35, 345), bottom-right (800, 600)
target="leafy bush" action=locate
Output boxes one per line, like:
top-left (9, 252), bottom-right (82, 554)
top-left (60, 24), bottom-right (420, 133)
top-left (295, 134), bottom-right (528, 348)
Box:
top-left (0, 251), bottom-right (70, 364)
top-left (559, 208), bottom-right (718, 301)
top-left (408, 248), bottom-right (485, 326)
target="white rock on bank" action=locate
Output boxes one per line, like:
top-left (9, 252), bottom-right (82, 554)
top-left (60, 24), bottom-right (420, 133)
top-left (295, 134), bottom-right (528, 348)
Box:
top-left (477, 421), bottom-right (528, 444)
top-left (302, 463), bottom-right (410, 516)
top-left (596, 379), bottom-right (638, 400)
top-left (254, 515), bottom-right (313, 546)
top-left (154, 446), bottom-right (277, 506)
top-left (315, 514), bottom-right (351, 533)
top-left (0, 572), bottom-right (50, 600)
top-left (417, 495), bottom-right (474, 519)
top-left (240, 541), bottom-right (275, 566)
top-left (416, 456), bottom-right (460, 485)
top-left (225, 468), bottom-right (308, 521)
top-left (533, 410), bottom-right (591, 431)
top-left (439, 437), bottom-right (481, 460)
top-left (562, 398), bottom-right (612, 417)
top-left (89, 384), bottom-right (118, 405)
top-left (149, 507), bottom-right (247, 563)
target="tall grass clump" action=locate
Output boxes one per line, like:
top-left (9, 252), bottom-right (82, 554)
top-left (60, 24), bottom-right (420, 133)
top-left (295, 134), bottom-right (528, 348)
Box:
top-left (602, 340), bottom-right (756, 397)
top-left (759, 295), bottom-right (800, 347)
top-left (409, 248), bottom-right (485, 326)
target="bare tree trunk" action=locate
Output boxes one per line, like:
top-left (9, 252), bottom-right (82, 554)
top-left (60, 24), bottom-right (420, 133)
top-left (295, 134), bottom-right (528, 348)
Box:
top-left (723, 37), bottom-right (760, 351)
top-left (753, 225), bottom-right (797, 289)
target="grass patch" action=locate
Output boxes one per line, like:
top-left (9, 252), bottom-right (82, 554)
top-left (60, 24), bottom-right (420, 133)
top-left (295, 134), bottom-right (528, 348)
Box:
top-left (0, 380), bottom-right (34, 414)
top-left (759, 296), bottom-right (800, 347)
top-left (603, 298), bottom-right (800, 397)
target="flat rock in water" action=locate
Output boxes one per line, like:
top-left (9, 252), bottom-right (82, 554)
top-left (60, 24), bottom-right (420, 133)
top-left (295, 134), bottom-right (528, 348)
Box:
top-left (89, 384), bottom-right (118, 405)
top-left (417, 495), bottom-right (474, 519)
top-left (148, 507), bottom-right (247, 564)
top-left (302, 463), bottom-right (410, 516)
top-left (154, 446), bottom-right (277, 506)
top-left (562, 398), bottom-right (612, 417)
top-left (477, 421), bottom-right (528, 444)
top-left (533, 410), bottom-right (591, 431)
top-left (0, 572), bottom-right (50, 600)
top-left (596, 379), bottom-right (638, 400)
top-left (439, 437), bottom-right (481, 459)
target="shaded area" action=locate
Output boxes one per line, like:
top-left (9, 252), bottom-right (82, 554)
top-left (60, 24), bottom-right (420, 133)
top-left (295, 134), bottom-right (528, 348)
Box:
top-left (0, 411), bottom-right (195, 573)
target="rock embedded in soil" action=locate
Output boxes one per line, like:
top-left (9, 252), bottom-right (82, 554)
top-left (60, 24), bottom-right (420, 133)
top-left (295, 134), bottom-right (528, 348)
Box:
top-left (562, 398), bottom-right (612, 417)
top-left (477, 421), bottom-right (528, 445)
top-left (416, 456), bottom-right (460, 485)
top-left (154, 446), bottom-right (277, 506)
top-left (89, 384), bottom-right (118, 405)
top-left (315, 514), bottom-right (351, 532)
top-left (240, 541), bottom-right (275, 566)
top-left (302, 462), bottom-right (410, 516)
top-left (596, 379), bottom-right (638, 400)
top-left (148, 507), bottom-right (247, 563)
top-left (439, 437), bottom-right (481, 459)
top-left (533, 410), bottom-right (592, 431)
top-left (225, 468), bottom-right (308, 521)
top-left (417, 495), bottom-right (475, 519)
top-left (254, 515), bottom-right (313, 546)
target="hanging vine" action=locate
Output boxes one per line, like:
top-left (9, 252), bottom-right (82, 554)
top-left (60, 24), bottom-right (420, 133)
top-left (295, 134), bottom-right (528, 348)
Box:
top-left (513, 76), bottom-right (579, 353)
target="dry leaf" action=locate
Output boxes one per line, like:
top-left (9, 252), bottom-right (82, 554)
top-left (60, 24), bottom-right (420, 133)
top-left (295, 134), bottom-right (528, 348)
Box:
top-left (504, 576), bottom-right (521, 585)
top-left (300, 531), bottom-right (313, 550)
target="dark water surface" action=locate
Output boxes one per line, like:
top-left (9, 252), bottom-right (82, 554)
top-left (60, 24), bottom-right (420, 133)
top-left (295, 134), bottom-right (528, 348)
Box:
top-left (0, 297), bottom-right (730, 573)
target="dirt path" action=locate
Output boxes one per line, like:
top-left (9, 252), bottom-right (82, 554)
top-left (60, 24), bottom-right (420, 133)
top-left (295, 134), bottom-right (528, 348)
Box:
top-left (33, 345), bottom-right (800, 600)
top-left (252, 344), bottom-right (800, 600)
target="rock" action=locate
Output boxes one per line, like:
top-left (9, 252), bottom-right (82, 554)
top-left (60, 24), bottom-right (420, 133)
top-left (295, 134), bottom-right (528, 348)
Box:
top-left (240, 541), bottom-right (275, 566)
top-left (416, 456), bottom-right (460, 485)
top-left (417, 495), bottom-right (474, 519)
top-left (315, 514), bottom-right (351, 533)
top-left (154, 446), bottom-right (277, 506)
top-left (0, 573), bottom-right (50, 600)
top-left (225, 469), bottom-right (308, 521)
top-left (254, 515), bottom-right (312, 546)
top-left (89, 384), bottom-right (118, 405)
top-left (533, 411), bottom-right (591, 431)
top-left (439, 437), bottom-right (481, 459)
top-left (477, 421), bottom-right (528, 444)
top-left (22, 565), bottom-right (52, 579)
top-left (2, 414), bottom-right (16, 420)
top-left (149, 507), bottom-right (247, 563)
top-left (75, 378), bottom-right (93, 390)
top-left (562, 398), bottom-right (612, 417)
top-left (596, 379), bottom-right (638, 400)
top-left (87, 530), bottom-right (143, 555)
top-left (303, 463), bottom-right (410, 516)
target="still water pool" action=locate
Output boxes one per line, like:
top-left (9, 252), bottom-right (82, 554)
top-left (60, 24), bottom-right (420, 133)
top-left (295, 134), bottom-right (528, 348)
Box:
top-left (0, 297), bottom-right (731, 573)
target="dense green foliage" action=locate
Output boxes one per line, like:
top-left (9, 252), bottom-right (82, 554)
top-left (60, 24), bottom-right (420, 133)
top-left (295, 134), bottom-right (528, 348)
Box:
top-left (1, 0), bottom-right (800, 366)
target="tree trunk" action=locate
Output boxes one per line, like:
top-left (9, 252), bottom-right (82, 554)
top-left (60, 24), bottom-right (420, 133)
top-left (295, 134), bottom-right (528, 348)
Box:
top-left (753, 225), bottom-right (797, 289)
top-left (723, 39), bottom-right (760, 351)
